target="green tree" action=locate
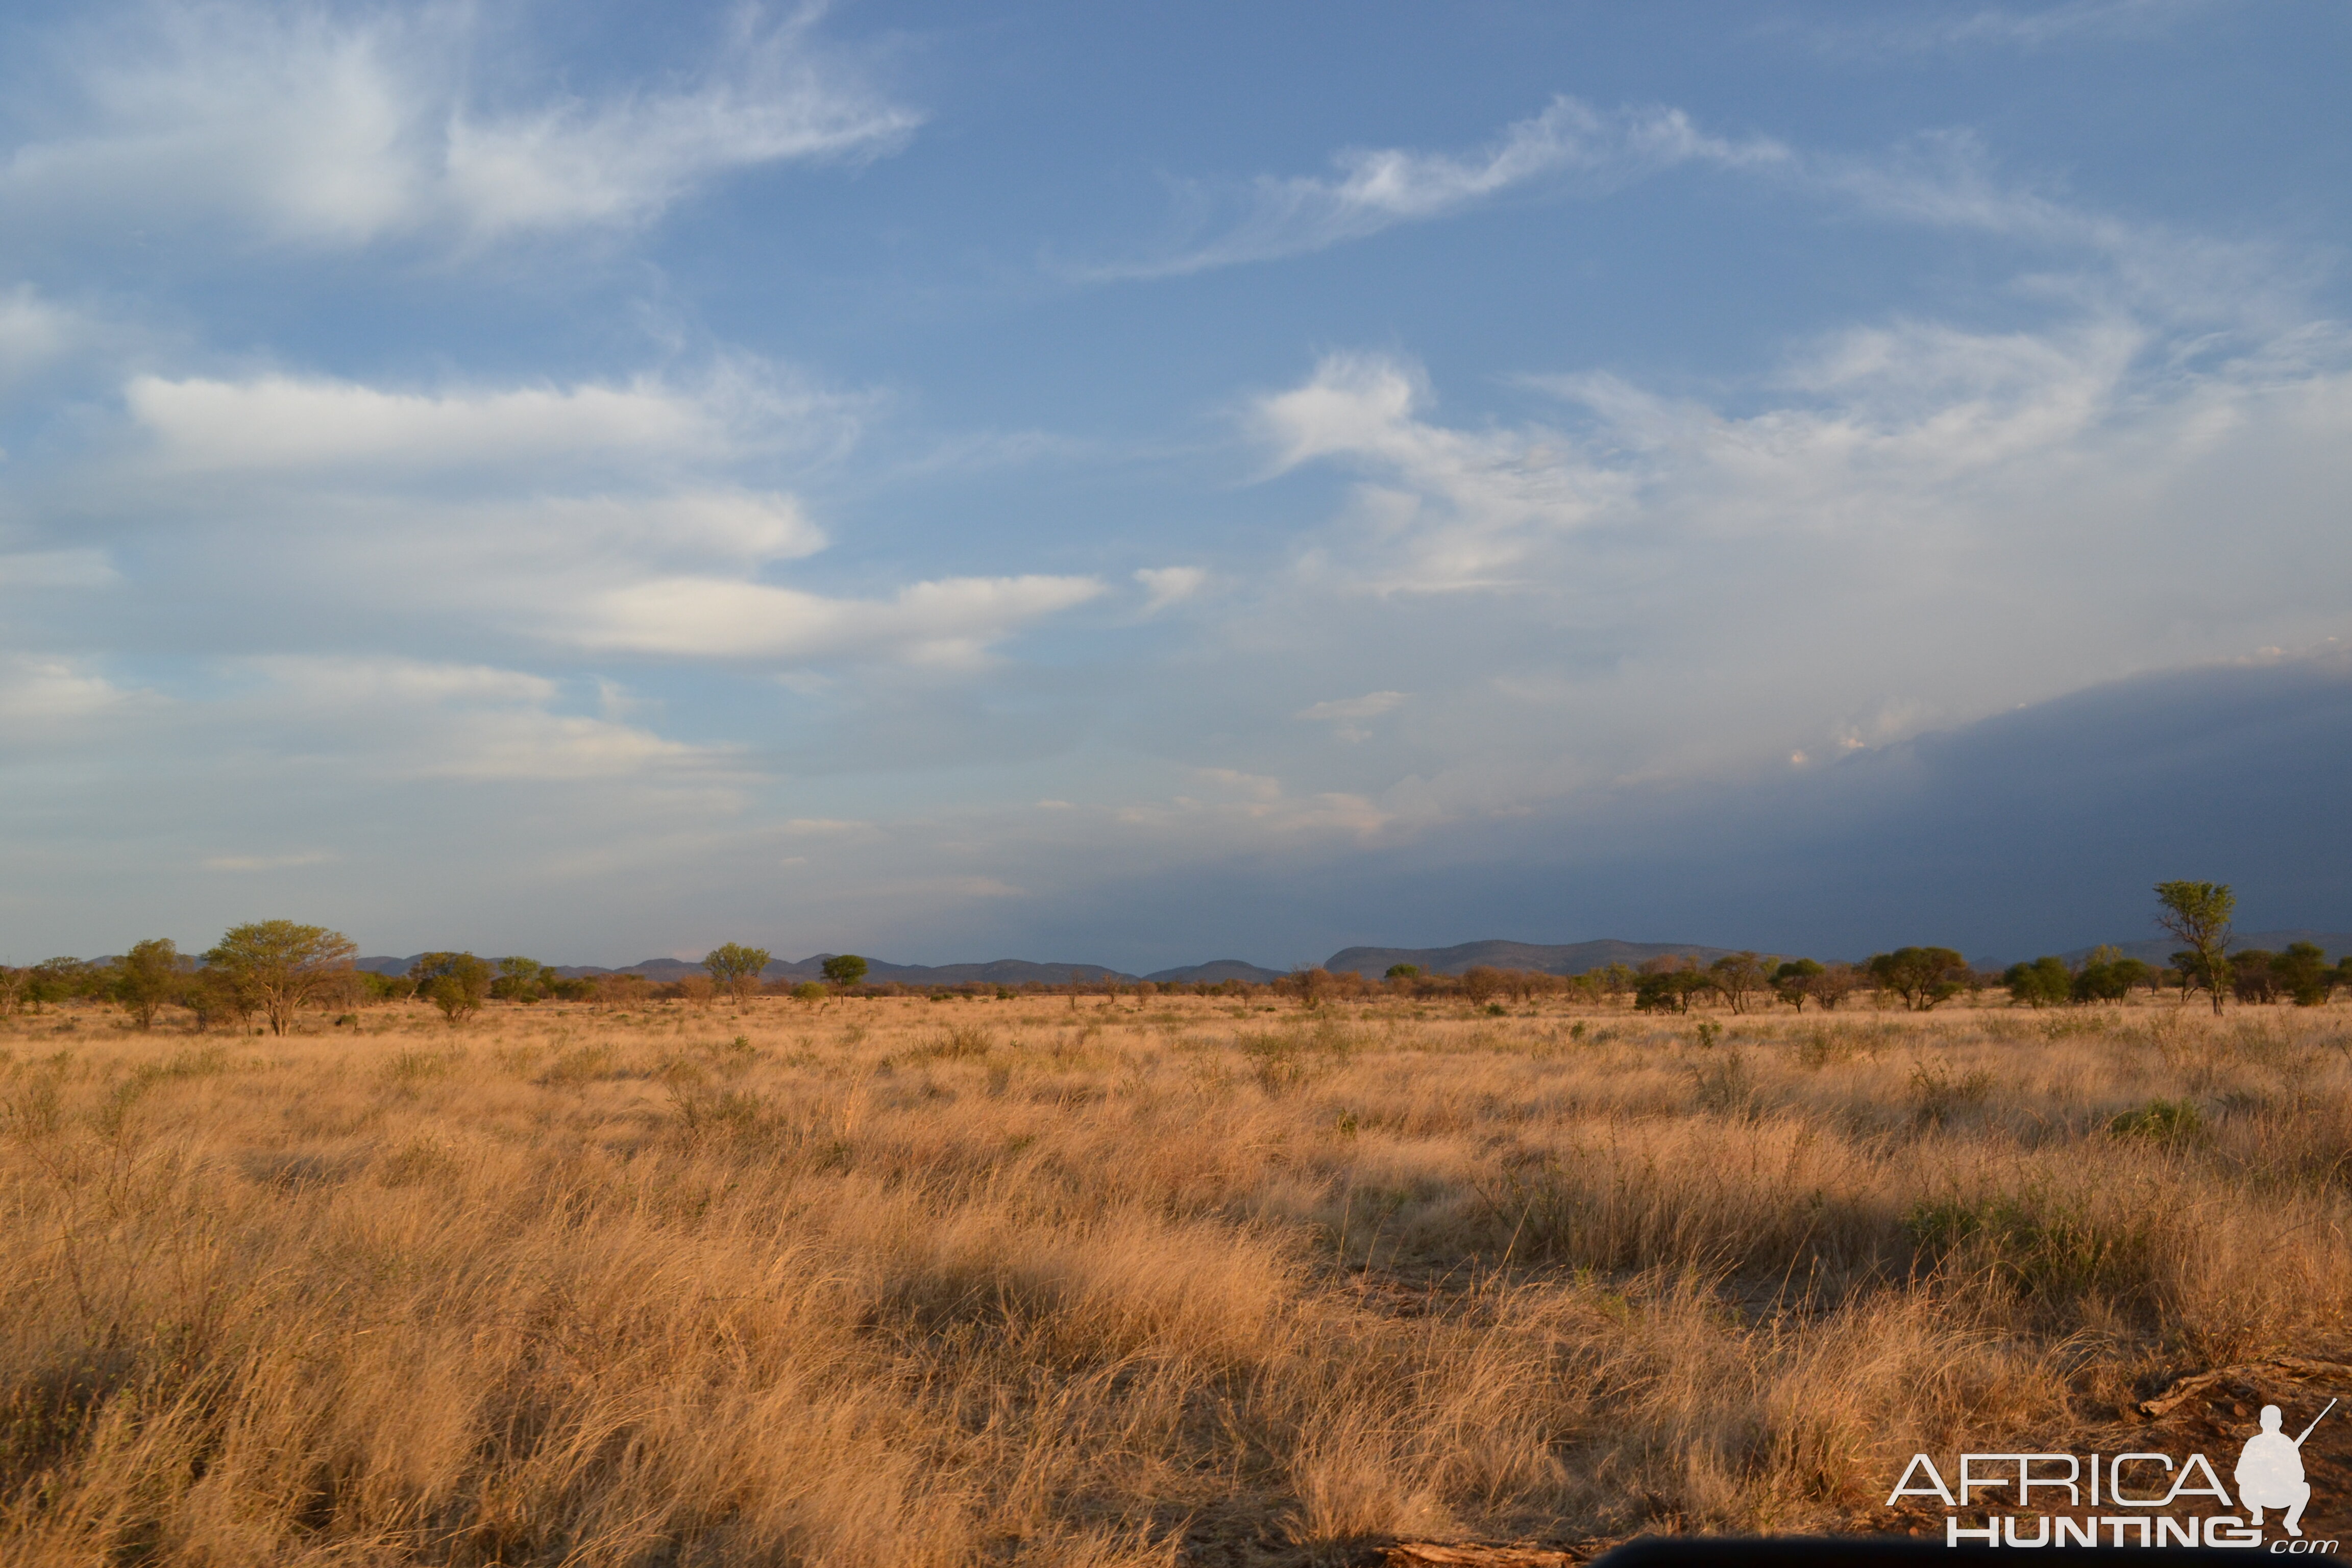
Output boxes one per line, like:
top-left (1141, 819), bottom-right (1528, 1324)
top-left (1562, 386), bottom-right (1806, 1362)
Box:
top-left (820, 953), bottom-right (869, 989)
top-left (1865, 946), bottom-right (1970, 1011)
top-left (2004, 955), bottom-right (2073, 1008)
top-left (2272, 942), bottom-right (2334, 1008)
top-left (2228, 949), bottom-right (2280, 1004)
top-left (183, 965), bottom-right (260, 1031)
top-left (204, 921), bottom-right (356, 1036)
top-left (2071, 946), bottom-right (2151, 1003)
top-left (703, 943), bottom-right (772, 1006)
top-left (24, 958), bottom-right (93, 1013)
top-left (1708, 951), bottom-right (1770, 1014)
top-left (491, 957), bottom-right (552, 1003)
top-left (113, 938), bottom-right (186, 1029)
top-left (1633, 962), bottom-right (1709, 1014)
top-left (2153, 880), bottom-right (2234, 1015)
top-left (1772, 958), bottom-right (1825, 1010)
top-left (1384, 963), bottom-right (1421, 981)
top-left (408, 952), bottom-right (493, 1025)
top-left (361, 971), bottom-right (414, 1002)
top-left (1460, 965), bottom-right (1505, 1005)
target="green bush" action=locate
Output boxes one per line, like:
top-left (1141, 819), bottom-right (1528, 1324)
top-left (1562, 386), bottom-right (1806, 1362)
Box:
top-left (2106, 1097), bottom-right (2204, 1144)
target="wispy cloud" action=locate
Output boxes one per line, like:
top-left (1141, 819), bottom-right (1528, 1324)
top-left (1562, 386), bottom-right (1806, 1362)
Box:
top-left (1801, 0), bottom-right (2228, 55)
top-left (1082, 96), bottom-right (1788, 279)
top-left (1296, 690), bottom-right (1408, 743)
top-left (0, 1), bottom-right (918, 253)
top-left (1089, 87), bottom-right (2291, 331)
top-left (233, 655), bottom-right (724, 782)
top-left (0, 284), bottom-right (80, 386)
top-left (1134, 566), bottom-right (1207, 613)
top-left (202, 850), bottom-right (335, 872)
top-left (568, 574), bottom-right (1105, 664)
top-left (0, 654), bottom-right (143, 723)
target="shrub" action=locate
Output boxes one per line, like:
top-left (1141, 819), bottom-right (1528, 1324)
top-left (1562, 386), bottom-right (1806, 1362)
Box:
top-left (2005, 956), bottom-right (2072, 1008)
top-left (2107, 1097), bottom-right (2205, 1144)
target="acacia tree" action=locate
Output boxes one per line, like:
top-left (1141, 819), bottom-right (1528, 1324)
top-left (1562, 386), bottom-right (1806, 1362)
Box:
top-left (703, 943), bottom-right (772, 1007)
top-left (2005, 956), bottom-right (2073, 1008)
top-left (113, 938), bottom-right (186, 1029)
top-left (2154, 880), bottom-right (2234, 1015)
top-left (491, 957), bottom-right (554, 1003)
top-left (1772, 959), bottom-right (1825, 1010)
top-left (1865, 947), bottom-right (1970, 1011)
top-left (408, 952), bottom-right (493, 1025)
top-left (1708, 952), bottom-right (1770, 1014)
top-left (25, 958), bottom-right (92, 1013)
top-left (206, 921), bottom-right (356, 1036)
top-left (2274, 942), bottom-right (2335, 1008)
top-left (820, 953), bottom-right (869, 990)
top-left (1460, 966), bottom-right (1505, 1006)
top-left (183, 965), bottom-right (260, 1031)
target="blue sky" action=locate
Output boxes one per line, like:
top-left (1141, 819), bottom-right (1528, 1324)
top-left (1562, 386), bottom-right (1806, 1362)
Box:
top-left (3, 0), bottom-right (2349, 968)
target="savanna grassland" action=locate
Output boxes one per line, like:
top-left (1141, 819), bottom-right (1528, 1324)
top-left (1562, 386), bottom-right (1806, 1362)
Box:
top-left (4, 991), bottom-right (2351, 1566)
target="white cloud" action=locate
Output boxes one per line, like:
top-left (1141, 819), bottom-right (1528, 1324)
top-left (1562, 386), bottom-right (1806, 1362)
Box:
top-left (1112, 768), bottom-right (1395, 842)
top-left (42, 359), bottom-right (1104, 674)
top-left (568, 573), bottom-right (1105, 664)
top-left (1093, 88), bottom-right (2286, 334)
top-left (1134, 566), bottom-right (1207, 612)
top-left (1090, 96), bottom-right (1786, 278)
top-left (1811, 0), bottom-right (2225, 54)
top-left (236, 655), bottom-right (719, 781)
top-left (1256, 353), bottom-right (1626, 591)
top-left (1296, 692), bottom-right (1407, 720)
top-left (1295, 690), bottom-right (1408, 743)
top-left (0, 3), bottom-right (916, 253)
top-left (202, 850), bottom-right (335, 872)
top-left (0, 654), bottom-right (141, 722)
top-left (1238, 313), bottom-right (2352, 798)
top-left (782, 818), bottom-right (878, 837)
top-left (0, 285), bottom-right (79, 385)
top-left (125, 365), bottom-right (854, 475)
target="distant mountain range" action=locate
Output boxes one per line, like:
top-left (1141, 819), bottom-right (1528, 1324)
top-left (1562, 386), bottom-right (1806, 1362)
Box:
top-left (1320, 938), bottom-right (1744, 977)
top-left (357, 953), bottom-right (1143, 985)
top-left (352, 928), bottom-right (2352, 989)
top-left (355, 939), bottom-right (1733, 986)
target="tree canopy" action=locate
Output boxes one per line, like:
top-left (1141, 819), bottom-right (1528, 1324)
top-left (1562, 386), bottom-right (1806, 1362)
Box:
top-left (703, 943), bottom-right (772, 1004)
top-left (1865, 947), bottom-right (1970, 1011)
top-left (206, 921), bottom-right (356, 1036)
top-left (408, 951), bottom-right (493, 1025)
top-left (2154, 880), bottom-right (2235, 1015)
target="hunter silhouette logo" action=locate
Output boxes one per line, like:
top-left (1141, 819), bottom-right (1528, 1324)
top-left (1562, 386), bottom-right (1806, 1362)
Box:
top-left (1889, 1397), bottom-right (2339, 1550)
top-left (2240, 1400), bottom-right (2336, 1538)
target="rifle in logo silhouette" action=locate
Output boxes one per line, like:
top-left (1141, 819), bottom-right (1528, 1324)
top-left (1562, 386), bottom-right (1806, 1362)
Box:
top-left (2237, 1397), bottom-right (2335, 1538)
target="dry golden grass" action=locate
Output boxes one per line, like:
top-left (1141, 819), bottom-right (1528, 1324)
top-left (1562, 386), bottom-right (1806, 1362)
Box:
top-left (3, 991), bottom-right (2349, 1564)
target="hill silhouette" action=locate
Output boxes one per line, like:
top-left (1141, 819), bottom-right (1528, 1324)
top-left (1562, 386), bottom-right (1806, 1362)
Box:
top-left (1321, 937), bottom-right (1744, 978)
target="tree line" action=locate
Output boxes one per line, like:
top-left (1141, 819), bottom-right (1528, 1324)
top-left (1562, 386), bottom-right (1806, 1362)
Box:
top-left (5, 884), bottom-right (2338, 1033)
top-left (0, 926), bottom-right (888, 1034)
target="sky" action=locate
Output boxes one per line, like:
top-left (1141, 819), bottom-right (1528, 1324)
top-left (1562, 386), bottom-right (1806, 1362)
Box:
top-left (3, 0), bottom-right (2349, 969)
